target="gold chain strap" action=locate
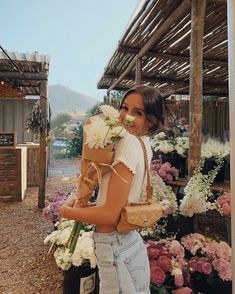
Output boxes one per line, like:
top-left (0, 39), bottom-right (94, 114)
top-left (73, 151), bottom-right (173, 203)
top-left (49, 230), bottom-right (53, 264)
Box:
top-left (136, 136), bottom-right (153, 202)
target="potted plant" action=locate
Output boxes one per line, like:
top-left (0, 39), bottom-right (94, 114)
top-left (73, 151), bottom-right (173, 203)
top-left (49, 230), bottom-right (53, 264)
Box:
top-left (201, 138), bottom-right (230, 183)
top-left (152, 119), bottom-right (189, 178)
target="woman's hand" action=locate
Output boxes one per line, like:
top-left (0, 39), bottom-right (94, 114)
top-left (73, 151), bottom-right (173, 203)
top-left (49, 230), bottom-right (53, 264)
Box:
top-left (63, 195), bottom-right (77, 207)
top-left (60, 195), bottom-right (77, 218)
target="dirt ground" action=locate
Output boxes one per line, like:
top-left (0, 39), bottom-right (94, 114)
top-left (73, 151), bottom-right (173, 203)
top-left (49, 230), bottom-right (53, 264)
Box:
top-left (0, 176), bottom-right (77, 294)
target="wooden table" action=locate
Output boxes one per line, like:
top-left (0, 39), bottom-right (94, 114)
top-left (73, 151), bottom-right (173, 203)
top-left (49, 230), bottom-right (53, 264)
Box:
top-left (168, 177), bottom-right (230, 194)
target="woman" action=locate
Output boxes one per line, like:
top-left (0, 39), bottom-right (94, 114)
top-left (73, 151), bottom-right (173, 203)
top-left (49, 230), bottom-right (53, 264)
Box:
top-left (60, 85), bottom-right (165, 294)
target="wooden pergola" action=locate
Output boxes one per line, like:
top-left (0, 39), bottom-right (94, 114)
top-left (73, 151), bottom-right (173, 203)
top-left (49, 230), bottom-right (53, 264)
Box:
top-left (0, 48), bottom-right (50, 208)
top-left (97, 0), bottom-right (235, 290)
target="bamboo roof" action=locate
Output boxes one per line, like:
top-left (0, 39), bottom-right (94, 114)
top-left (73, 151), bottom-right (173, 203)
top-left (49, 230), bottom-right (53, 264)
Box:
top-left (97, 0), bottom-right (228, 96)
top-left (0, 50), bottom-right (50, 98)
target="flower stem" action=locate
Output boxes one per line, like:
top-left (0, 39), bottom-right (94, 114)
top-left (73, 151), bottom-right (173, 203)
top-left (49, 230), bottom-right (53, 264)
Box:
top-left (67, 221), bottom-right (82, 254)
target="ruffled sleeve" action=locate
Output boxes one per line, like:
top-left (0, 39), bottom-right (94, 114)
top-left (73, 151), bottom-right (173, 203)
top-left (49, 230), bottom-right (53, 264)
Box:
top-left (112, 133), bottom-right (142, 174)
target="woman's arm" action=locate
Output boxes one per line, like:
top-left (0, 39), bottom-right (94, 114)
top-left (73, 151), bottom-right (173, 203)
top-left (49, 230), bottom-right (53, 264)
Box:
top-left (60, 162), bottom-right (134, 226)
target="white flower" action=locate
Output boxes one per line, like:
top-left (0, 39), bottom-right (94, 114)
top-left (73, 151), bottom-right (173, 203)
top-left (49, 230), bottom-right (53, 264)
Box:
top-left (86, 120), bottom-right (111, 148)
top-left (54, 247), bottom-right (72, 270)
top-left (151, 171), bottom-right (178, 215)
top-left (201, 138), bottom-right (229, 159)
top-left (100, 105), bottom-right (119, 123)
top-left (179, 158), bottom-right (223, 217)
top-left (44, 219), bottom-right (96, 271)
top-left (123, 114), bottom-right (135, 127)
top-left (110, 126), bottom-right (126, 138)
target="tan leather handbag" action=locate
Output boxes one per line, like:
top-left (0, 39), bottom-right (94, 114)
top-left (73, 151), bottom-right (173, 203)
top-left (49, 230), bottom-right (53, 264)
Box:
top-left (116, 137), bottom-right (163, 233)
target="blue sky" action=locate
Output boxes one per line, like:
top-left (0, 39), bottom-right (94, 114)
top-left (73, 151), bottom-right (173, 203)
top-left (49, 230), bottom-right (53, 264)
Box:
top-left (1, 0), bottom-right (139, 100)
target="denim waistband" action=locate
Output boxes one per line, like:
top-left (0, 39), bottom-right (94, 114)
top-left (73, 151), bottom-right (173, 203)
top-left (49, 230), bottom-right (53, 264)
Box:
top-left (93, 230), bottom-right (138, 244)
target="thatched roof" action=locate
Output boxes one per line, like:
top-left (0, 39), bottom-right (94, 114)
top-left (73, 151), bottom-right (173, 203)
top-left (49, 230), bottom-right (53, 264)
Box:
top-left (0, 49), bottom-right (50, 98)
top-left (97, 0), bottom-right (227, 96)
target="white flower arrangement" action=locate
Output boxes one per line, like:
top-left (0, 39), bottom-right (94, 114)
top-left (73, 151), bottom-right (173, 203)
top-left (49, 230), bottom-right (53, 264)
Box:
top-left (152, 132), bottom-right (189, 156)
top-left (201, 138), bottom-right (230, 159)
top-left (44, 219), bottom-right (96, 271)
top-left (179, 157), bottom-right (224, 217)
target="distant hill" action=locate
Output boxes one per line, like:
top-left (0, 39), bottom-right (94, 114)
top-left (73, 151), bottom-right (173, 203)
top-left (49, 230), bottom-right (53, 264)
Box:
top-left (48, 84), bottom-right (99, 116)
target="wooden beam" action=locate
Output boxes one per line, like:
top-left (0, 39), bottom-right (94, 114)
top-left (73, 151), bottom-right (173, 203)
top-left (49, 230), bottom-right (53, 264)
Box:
top-left (103, 74), bottom-right (227, 90)
top-left (0, 71), bottom-right (48, 80)
top-left (135, 58), bottom-right (142, 86)
top-left (107, 0), bottom-right (191, 92)
top-left (38, 80), bottom-right (48, 208)
top-left (118, 45), bottom-right (228, 67)
top-left (227, 0), bottom-right (235, 292)
top-left (188, 0), bottom-right (206, 176)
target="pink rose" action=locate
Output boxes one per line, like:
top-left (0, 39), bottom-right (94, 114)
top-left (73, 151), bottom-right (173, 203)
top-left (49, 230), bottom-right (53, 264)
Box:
top-left (222, 203), bottom-right (231, 217)
top-left (151, 265), bottom-right (166, 285)
top-left (157, 255), bottom-right (172, 272)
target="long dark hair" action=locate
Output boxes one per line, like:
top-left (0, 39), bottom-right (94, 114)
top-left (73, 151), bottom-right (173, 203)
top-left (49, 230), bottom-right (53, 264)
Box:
top-left (120, 85), bottom-right (165, 136)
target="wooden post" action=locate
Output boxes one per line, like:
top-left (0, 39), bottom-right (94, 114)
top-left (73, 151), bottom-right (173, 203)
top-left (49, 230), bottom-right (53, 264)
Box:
top-left (227, 1), bottom-right (235, 292)
top-left (38, 80), bottom-right (48, 208)
top-left (135, 58), bottom-right (142, 86)
top-left (188, 0), bottom-right (206, 176)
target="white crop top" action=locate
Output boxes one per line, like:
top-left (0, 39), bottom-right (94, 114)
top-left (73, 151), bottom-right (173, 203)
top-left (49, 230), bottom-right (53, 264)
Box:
top-left (96, 132), bottom-right (153, 206)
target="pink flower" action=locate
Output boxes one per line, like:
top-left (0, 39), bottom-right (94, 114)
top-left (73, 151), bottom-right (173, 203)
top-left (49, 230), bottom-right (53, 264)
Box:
top-left (169, 240), bottom-right (185, 259)
top-left (147, 248), bottom-right (160, 259)
top-left (178, 117), bottom-right (187, 126)
top-left (212, 259), bottom-right (232, 281)
top-left (151, 265), bottom-right (166, 285)
top-left (175, 274), bottom-right (184, 287)
top-left (157, 255), bottom-right (172, 272)
top-left (174, 287), bottom-right (192, 294)
top-left (201, 261), bottom-right (213, 275)
top-left (222, 203), bottom-right (231, 217)
top-left (188, 258), bottom-right (197, 272)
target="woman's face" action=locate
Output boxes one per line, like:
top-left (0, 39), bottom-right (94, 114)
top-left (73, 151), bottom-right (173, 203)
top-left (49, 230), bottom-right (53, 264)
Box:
top-left (119, 92), bottom-right (151, 136)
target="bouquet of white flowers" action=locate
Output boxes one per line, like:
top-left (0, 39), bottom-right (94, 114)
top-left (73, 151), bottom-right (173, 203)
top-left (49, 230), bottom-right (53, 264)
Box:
top-left (44, 219), bottom-right (96, 271)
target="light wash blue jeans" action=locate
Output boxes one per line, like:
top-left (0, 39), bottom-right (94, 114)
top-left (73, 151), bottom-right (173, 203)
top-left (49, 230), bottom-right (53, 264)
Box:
top-left (93, 230), bottom-right (151, 294)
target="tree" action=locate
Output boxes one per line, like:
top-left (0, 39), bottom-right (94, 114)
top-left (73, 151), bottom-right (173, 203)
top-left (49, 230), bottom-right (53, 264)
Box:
top-left (66, 123), bottom-right (84, 158)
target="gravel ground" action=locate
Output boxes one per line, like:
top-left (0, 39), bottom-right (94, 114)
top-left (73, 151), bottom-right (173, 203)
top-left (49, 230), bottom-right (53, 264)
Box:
top-left (0, 176), bottom-right (77, 294)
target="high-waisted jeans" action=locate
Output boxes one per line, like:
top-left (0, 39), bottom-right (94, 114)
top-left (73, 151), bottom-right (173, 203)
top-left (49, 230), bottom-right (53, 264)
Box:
top-left (93, 230), bottom-right (151, 294)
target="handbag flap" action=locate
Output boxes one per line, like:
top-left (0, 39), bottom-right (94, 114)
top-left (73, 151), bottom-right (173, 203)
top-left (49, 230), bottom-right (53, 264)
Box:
top-left (123, 203), bottom-right (163, 227)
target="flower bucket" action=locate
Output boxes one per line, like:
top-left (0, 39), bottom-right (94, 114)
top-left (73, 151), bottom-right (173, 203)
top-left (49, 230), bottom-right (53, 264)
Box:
top-left (165, 215), bottom-right (194, 240)
top-left (191, 272), bottom-right (231, 294)
top-left (202, 159), bottom-right (225, 183)
top-left (63, 265), bottom-right (98, 294)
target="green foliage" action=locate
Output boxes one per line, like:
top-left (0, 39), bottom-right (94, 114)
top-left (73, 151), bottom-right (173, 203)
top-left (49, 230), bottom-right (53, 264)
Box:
top-left (51, 112), bottom-right (73, 130)
top-left (85, 102), bottom-right (102, 117)
top-left (52, 124), bottom-right (68, 137)
top-left (66, 123), bottom-right (84, 158)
